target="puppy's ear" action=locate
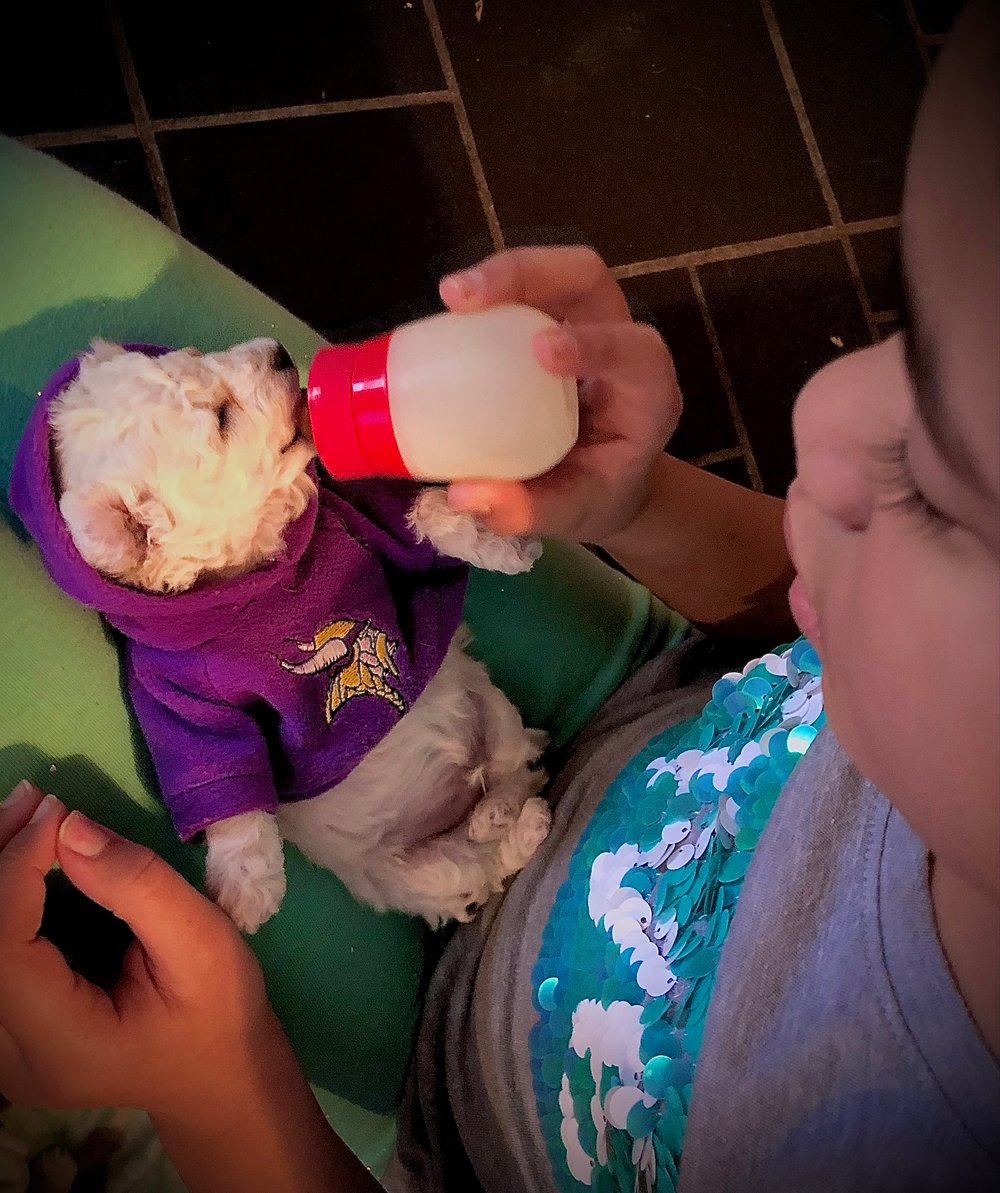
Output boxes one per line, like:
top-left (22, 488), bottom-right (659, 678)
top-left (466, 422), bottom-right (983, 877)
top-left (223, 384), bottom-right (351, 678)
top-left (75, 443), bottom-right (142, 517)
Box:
top-left (84, 339), bottom-right (127, 366)
top-left (59, 484), bottom-right (152, 579)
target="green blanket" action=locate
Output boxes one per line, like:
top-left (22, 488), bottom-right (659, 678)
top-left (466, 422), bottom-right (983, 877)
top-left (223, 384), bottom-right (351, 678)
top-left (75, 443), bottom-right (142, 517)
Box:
top-left (0, 135), bottom-right (686, 1173)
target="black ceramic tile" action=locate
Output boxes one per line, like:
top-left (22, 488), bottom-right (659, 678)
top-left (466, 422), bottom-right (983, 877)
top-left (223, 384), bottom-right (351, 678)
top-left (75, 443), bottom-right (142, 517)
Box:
top-left (47, 138), bottom-right (159, 216)
top-left (703, 455), bottom-right (752, 488)
top-left (159, 107), bottom-right (490, 341)
top-left (435, 0), bottom-right (828, 266)
top-left (620, 270), bottom-right (736, 460)
top-left (770, 0), bottom-right (926, 224)
top-left (119, 1), bottom-right (444, 119)
top-left (911, 0), bottom-right (962, 35)
top-left (851, 226), bottom-right (902, 312)
top-left (699, 242), bottom-right (870, 496)
top-left (0, 5), bottom-right (131, 136)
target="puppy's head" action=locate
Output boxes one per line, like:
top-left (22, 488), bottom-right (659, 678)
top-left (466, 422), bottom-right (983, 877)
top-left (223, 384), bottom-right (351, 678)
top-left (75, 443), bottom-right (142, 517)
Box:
top-left (51, 338), bottom-right (317, 593)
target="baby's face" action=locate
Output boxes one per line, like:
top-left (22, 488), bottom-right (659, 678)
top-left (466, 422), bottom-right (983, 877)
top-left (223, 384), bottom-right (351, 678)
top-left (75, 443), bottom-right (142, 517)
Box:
top-left (52, 338), bottom-right (317, 593)
top-left (785, 5), bottom-right (999, 897)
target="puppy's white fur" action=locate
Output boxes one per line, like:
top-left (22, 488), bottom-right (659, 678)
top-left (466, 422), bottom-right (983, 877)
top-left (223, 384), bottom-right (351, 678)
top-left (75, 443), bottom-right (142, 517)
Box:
top-left (52, 339), bottom-right (550, 932)
top-left (279, 632), bottom-right (549, 925)
top-left (52, 339), bottom-right (316, 593)
top-left (407, 488), bottom-right (541, 574)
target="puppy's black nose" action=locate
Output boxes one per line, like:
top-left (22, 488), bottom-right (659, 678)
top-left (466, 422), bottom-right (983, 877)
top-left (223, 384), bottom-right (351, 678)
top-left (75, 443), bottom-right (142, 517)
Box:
top-left (272, 343), bottom-right (295, 372)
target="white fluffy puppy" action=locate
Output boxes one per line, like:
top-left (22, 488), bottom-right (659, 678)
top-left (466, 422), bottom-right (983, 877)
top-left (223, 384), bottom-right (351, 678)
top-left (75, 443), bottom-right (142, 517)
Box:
top-left (48, 337), bottom-right (551, 931)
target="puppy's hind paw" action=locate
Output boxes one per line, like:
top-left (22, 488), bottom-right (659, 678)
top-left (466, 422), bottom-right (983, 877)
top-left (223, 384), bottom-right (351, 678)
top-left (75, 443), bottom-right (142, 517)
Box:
top-left (467, 793), bottom-right (518, 843)
top-left (498, 796), bottom-right (551, 878)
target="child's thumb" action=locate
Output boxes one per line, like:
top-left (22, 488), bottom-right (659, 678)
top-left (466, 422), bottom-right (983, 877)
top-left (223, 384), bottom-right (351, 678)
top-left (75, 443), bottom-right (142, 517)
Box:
top-left (55, 812), bottom-right (221, 975)
top-left (448, 481), bottom-right (539, 537)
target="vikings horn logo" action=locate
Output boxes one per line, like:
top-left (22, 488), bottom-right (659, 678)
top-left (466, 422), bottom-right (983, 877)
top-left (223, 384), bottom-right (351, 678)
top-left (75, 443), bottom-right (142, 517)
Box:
top-left (280, 618), bottom-right (406, 723)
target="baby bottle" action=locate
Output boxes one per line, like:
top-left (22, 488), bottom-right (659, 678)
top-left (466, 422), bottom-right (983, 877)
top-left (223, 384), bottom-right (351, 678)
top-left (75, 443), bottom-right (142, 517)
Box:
top-left (305, 304), bottom-right (579, 481)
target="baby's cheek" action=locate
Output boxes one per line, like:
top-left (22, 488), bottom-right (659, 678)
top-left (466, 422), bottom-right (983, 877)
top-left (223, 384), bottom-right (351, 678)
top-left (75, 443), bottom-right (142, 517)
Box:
top-left (824, 525), bottom-right (998, 882)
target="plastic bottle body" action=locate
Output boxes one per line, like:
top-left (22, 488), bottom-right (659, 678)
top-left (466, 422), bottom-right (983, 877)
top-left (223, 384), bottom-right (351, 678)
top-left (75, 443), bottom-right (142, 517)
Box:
top-left (306, 304), bottom-right (579, 481)
top-left (386, 305), bottom-right (578, 481)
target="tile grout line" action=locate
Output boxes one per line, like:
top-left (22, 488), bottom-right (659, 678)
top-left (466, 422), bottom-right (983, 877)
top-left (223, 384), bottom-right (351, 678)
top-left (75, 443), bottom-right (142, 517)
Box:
top-left (422, 0), bottom-right (505, 253)
top-left (758, 0), bottom-right (880, 346)
top-left (687, 266), bottom-right (765, 493)
top-left (18, 112), bottom-right (899, 286)
top-left (689, 447), bottom-right (746, 469)
top-left (6, 113), bottom-right (907, 285)
top-left (105, 0), bottom-right (180, 233)
top-left (151, 91), bottom-right (454, 132)
top-left (20, 92), bottom-right (458, 149)
top-left (611, 216), bottom-right (900, 279)
top-left (901, 0), bottom-right (934, 72)
top-left (22, 123), bottom-right (139, 149)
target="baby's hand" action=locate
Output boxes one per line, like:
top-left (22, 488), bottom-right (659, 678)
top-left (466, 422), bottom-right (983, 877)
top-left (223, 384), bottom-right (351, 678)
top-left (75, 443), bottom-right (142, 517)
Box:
top-left (440, 246), bottom-right (682, 545)
top-left (0, 782), bottom-right (274, 1126)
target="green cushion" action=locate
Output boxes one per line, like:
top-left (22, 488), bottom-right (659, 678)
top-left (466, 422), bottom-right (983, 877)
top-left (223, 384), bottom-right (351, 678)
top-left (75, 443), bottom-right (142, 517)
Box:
top-left (0, 136), bottom-right (687, 1169)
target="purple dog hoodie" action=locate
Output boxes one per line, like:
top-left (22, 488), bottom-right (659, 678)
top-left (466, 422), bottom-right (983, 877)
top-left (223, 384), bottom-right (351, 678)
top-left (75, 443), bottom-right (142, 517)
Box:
top-left (8, 349), bottom-right (469, 840)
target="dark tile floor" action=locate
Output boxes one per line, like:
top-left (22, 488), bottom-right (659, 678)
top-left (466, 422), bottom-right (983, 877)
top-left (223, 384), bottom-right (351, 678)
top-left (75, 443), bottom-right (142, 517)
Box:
top-left (3, 0), bottom-right (962, 496)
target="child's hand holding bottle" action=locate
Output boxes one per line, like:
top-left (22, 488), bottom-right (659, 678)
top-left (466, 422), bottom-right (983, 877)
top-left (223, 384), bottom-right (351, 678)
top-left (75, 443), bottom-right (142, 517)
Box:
top-left (439, 245), bottom-right (682, 545)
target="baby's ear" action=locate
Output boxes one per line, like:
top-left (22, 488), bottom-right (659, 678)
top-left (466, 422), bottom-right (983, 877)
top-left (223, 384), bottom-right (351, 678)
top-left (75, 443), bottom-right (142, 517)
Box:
top-left (59, 484), bottom-right (153, 579)
top-left (84, 339), bottom-right (127, 366)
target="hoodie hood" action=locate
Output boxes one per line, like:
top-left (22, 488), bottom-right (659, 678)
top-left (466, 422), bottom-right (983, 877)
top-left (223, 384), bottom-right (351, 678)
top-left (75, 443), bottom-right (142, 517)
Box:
top-left (7, 346), bottom-right (321, 651)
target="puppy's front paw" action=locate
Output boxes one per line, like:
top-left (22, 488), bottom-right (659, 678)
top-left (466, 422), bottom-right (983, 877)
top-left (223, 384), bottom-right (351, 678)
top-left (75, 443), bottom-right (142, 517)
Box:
top-left (407, 488), bottom-right (542, 574)
top-left (209, 867), bottom-right (286, 935)
top-left (204, 811), bottom-right (287, 933)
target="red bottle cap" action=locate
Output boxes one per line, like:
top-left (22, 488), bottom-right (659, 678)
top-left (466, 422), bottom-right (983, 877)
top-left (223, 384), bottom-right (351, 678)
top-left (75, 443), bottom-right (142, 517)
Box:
top-left (306, 332), bottom-right (411, 479)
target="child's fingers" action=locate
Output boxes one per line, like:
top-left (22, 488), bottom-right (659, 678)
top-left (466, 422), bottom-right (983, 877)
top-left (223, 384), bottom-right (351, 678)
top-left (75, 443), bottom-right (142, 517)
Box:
top-left (0, 797), bottom-right (119, 1063)
top-left (448, 456), bottom-right (603, 540)
top-left (448, 480), bottom-right (536, 537)
top-left (0, 781), bottom-right (46, 849)
top-left (445, 321), bottom-right (680, 540)
top-left (0, 1024), bottom-right (34, 1102)
top-left (0, 929), bottom-right (117, 1065)
top-left (56, 812), bottom-right (241, 995)
top-left (534, 322), bottom-right (679, 396)
top-left (439, 246), bottom-right (631, 322)
top-left (0, 1024), bottom-right (71, 1109)
top-left (513, 456), bottom-right (615, 541)
top-left (0, 795), bottom-right (66, 947)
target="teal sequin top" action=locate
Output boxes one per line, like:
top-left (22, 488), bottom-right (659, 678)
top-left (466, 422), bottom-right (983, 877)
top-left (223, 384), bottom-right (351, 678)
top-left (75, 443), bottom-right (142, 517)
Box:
top-left (529, 638), bottom-right (824, 1192)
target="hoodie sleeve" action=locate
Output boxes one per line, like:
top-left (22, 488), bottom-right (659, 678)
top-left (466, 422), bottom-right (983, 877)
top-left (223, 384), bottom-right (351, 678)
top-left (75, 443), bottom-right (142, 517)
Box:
top-left (126, 647), bottom-right (278, 841)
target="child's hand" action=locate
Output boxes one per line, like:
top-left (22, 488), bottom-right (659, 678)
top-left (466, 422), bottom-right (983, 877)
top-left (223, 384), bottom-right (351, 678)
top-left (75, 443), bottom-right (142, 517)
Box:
top-left (0, 782), bottom-right (273, 1125)
top-left (440, 246), bottom-right (682, 544)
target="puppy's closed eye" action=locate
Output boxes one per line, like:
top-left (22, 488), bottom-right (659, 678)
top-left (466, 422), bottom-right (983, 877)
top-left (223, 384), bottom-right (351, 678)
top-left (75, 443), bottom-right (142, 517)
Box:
top-left (216, 400), bottom-right (232, 436)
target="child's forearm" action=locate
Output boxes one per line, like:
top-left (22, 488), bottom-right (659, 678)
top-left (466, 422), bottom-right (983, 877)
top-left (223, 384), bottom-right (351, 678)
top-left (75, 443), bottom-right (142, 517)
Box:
top-left (598, 453), bottom-right (796, 639)
top-left (151, 1012), bottom-right (381, 1193)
